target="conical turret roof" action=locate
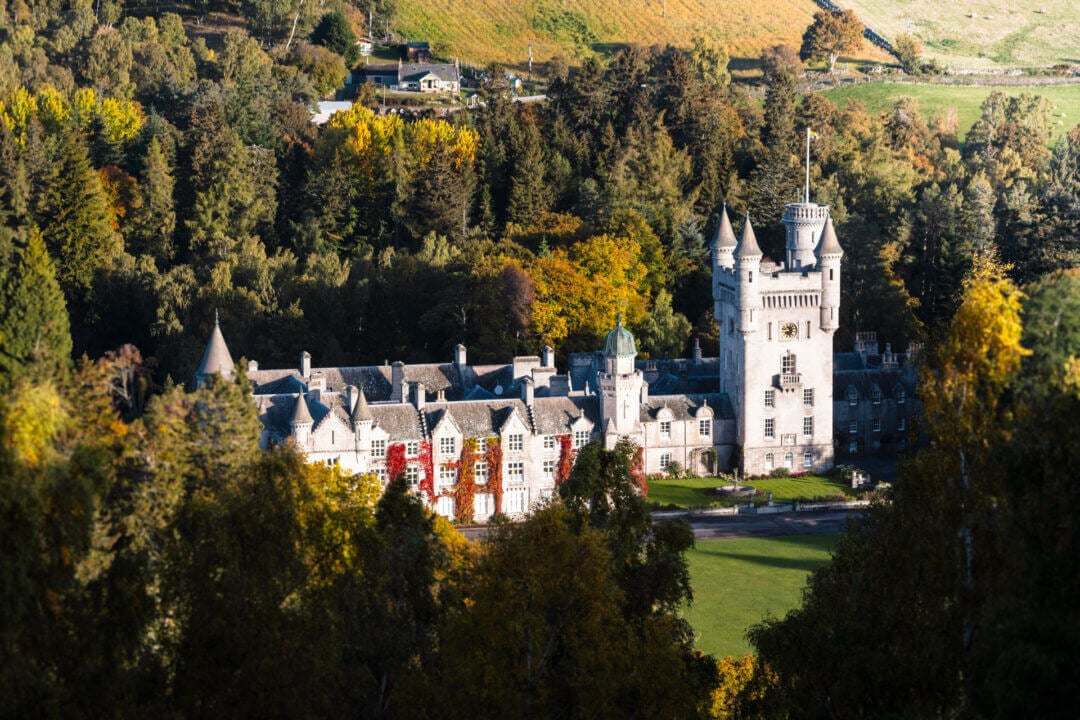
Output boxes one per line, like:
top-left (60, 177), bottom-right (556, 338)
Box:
top-left (711, 204), bottom-right (738, 250)
top-left (815, 216), bottom-right (843, 256)
top-left (291, 392), bottom-right (313, 426)
top-left (734, 213), bottom-right (762, 259)
top-left (196, 314), bottom-right (235, 379)
top-left (351, 387), bottom-right (372, 422)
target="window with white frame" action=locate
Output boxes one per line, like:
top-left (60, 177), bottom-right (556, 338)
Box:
top-left (436, 496), bottom-right (455, 519)
top-left (871, 387), bottom-right (882, 405)
top-left (872, 418), bottom-right (881, 433)
top-left (475, 493), bottom-right (492, 516)
top-left (574, 430), bottom-right (590, 448)
top-left (803, 451), bottom-right (813, 468)
top-left (849, 421), bottom-right (857, 435)
top-left (803, 416), bottom-right (814, 437)
top-left (543, 435), bottom-right (556, 450)
top-left (660, 453), bottom-right (672, 471)
top-left (765, 453), bottom-right (774, 470)
top-left (371, 439), bottom-right (386, 457)
top-left (898, 417), bottom-right (906, 432)
top-left (404, 465), bottom-right (419, 487)
top-left (507, 461), bottom-right (525, 483)
top-left (848, 388), bottom-right (858, 406)
top-left (764, 418), bottom-right (775, 439)
top-left (475, 462), bottom-right (488, 484)
top-left (439, 436), bottom-right (456, 456)
top-left (542, 459), bottom-right (556, 481)
top-left (659, 421), bottom-right (671, 438)
top-left (896, 387), bottom-right (906, 405)
top-left (406, 440), bottom-right (419, 456)
top-left (374, 467), bottom-right (388, 483)
top-left (504, 488), bottom-right (525, 514)
top-left (438, 464), bottom-right (457, 486)
top-left (764, 389), bottom-right (775, 408)
top-left (507, 434), bottom-right (523, 452)
top-left (782, 353), bottom-right (797, 375)
top-left (803, 388), bottom-right (814, 407)
top-left (784, 452), bottom-right (794, 468)
top-left (476, 438), bottom-right (487, 454)
top-left (699, 419), bottom-right (711, 437)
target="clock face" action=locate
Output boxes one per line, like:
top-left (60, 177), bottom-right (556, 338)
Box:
top-left (781, 322), bottom-right (799, 340)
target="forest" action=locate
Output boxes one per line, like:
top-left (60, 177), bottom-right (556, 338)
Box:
top-left (1, 1), bottom-right (1079, 718)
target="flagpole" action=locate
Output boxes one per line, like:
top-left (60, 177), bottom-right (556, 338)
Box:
top-left (805, 127), bottom-right (811, 204)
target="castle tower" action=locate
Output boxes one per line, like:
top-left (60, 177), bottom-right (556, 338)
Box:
top-left (598, 314), bottom-right (643, 441)
top-left (734, 213), bottom-right (762, 334)
top-left (815, 216), bottom-right (843, 332)
top-left (291, 392), bottom-right (314, 447)
top-left (195, 312), bottom-right (235, 388)
top-left (782, 202), bottom-right (829, 271)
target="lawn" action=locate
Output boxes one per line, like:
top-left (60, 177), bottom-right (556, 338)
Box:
top-left (683, 534), bottom-right (840, 657)
top-left (648, 474), bottom-right (855, 509)
top-left (819, 82), bottom-right (1080, 145)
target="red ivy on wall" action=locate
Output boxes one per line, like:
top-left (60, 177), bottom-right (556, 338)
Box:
top-left (387, 442), bottom-right (407, 483)
top-left (555, 434), bottom-right (574, 486)
top-left (454, 438), bottom-right (478, 524)
top-left (485, 438), bottom-right (503, 515)
top-left (418, 440), bottom-right (434, 500)
top-left (632, 446), bottom-right (647, 497)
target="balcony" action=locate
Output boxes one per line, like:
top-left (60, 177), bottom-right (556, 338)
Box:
top-left (775, 373), bottom-right (803, 392)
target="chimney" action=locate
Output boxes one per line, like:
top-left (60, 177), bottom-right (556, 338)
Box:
top-left (413, 381), bottom-right (426, 410)
top-left (542, 345), bottom-right (555, 368)
top-left (640, 380), bottom-right (649, 405)
top-left (521, 376), bottom-right (534, 406)
top-left (454, 343), bottom-right (467, 369)
top-left (248, 360), bottom-right (259, 372)
top-left (549, 375), bottom-right (569, 396)
top-left (391, 361), bottom-right (405, 402)
top-left (692, 337), bottom-right (702, 363)
top-left (300, 351), bottom-right (311, 379)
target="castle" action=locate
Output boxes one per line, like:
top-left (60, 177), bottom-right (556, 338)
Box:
top-left (196, 203), bottom-right (918, 522)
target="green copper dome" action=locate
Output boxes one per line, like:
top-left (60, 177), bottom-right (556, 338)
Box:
top-left (603, 313), bottom-right (637, 357)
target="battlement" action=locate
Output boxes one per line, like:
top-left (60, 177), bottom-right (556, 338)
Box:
top-left (782, 203), bottom-right (830, 223)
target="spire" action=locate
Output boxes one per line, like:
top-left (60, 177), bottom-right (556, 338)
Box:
top-left (734, 213), bottom-right (762, 259)
top-left (815, 216), bottom-right (843, 256)
top-left (351, 387), bottom-right (373, 422)
top-left (711, 203), bottom-right (738, 250)
top-left (196, 317), bottom-right (235, 381)
top-left (291, 392), bottom-right (314, 426)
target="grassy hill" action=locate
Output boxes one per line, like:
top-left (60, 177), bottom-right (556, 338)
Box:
top-left (843, 0), bottom-right (1080, 69)
top-left (396, 0), bottom-right (890, 71)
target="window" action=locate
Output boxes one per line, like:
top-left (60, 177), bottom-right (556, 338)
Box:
top-left (898, 417), bottom-right (906, 432)
top-left (803, 416), bottom-right (814, 437)
top-left (803, 451), bottom-right (813, 468)
top-left (764, 418), bottom-right (775, 439)
top-left (660, 453), bottom-right (672, 471)
top-left (406, 440), bottom-right (419, 456)
top-left (543, 435), bottom-right (556, 450)
top-left (440, 436), bottom-right (456, 456)
top-left (331, 431), bottom-right (335, 445)
top-left (849, 440), bottom-right (858, 454)
top-left (507, 434), bottom-right (523, 452)
top-left (436, 496), bottom-right (455, 519)
top-left (504, 488), bottom-right (525, 514)
top-left (871, 387), bottom-right (882, 406)
top-left (765, 453), bottom-right (774, 470)
top-left (803, 388), bottom-right (814, 407)
top-left (782, 353), bottom-right (797, 375)
top-left (475, 493), bottom-right (492, 516)
top-left (574, 430), bottom-right (590, 448)
top-left (896, 387), bottom-right (906, 405)
top-left (659, 421), bottom-right (671, 438)
top-left (374, 467), bottom-right (388, 483)
top-left (872, 419), bottom-right (882, 433)
top-left (849, 421), bottom-right (857, 435)
top-left (806, 320), bottom-right (811, 338)
top-left (784, 452), bottom-right (794, 469)
top-left (438, 464), bottom-right (457, 486)
top-left (507, 461), bottom-right (525, 483)
top-left (476, 438), bottom-right (487, 454)
top-left (542, 459), bottom-right (556, 481)
top-left (848, 389), bottom-right (858, 407)
top-left (405, 465), bottom-right (419, 487)
top-left (764, 389), bottom-right (775, 408)
top-left (699, 419), bottom-right (711, 437)
top-left (475, 462), bottom-right (488, 485)
top-left (371, 439), bottom-right (386, 458)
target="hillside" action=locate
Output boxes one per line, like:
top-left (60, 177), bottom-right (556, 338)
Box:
top-left (842, 0), bottom-right (1080, 69)
top-left (396, 0), bottom-right (890, 71)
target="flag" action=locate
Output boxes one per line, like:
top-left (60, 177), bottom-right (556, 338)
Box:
top-left (808, 128), bottom-right (820, 140)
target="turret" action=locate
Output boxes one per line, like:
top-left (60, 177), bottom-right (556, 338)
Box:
top-left (815, 216), bottom-right (843, 332)
top-left (602, 313), bottom-right (637, 376)
top-left (598, 314), bottom-right (642, 437)
top-left (734, 214), bottom-right (762, 334)
top-left (195, 313), bottom-right (235, 388)
top-left (781, 202), bottom-right (829, 271)
top-left (291, 392), bottom-right (314, 447)
top-left (711, 204), bottom-right (737, 271)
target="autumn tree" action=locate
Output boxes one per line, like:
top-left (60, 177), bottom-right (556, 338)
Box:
top-left (800, 10), bottom-right (864, 73)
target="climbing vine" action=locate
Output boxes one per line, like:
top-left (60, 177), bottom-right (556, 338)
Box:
top-left (454, 438), bottom-right (478, 524)
top-left (484, 437), bottom-right (502, 514)
top-left (387, 442), bottom-right (407, 482)
top-left (418, 440), bottom-right (434, 500)
top-left (632, 445), bottom-right (647, 497)
top-left (555, 434), bottom-right (574, 486)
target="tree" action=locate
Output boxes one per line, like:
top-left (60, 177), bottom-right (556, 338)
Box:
top-left (312, 6), bottom-right (358, 64)
top-left (895, 33), bottom-right (923, 75)
top-left (800, 10), bottom-right (864, 73)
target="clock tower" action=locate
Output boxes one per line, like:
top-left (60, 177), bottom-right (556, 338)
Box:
top-left (713, 202), bottom-right (843, 475)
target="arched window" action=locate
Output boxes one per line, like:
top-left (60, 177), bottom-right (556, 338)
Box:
top-left (783, 452), bottom-right (794, 469)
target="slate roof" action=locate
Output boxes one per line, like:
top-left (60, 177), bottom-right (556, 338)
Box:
top-left (369, 403), bottom-right (424, 441)
top-left (423, 400), bottom-right (527, 438)
top-left (816, 216), bottom-right (843, 256)
top-left (197, 320), bottom-right (235, 378)
top-left (734, 214), bottom-right (762, 258)
top-left (711, 205), bottom-right (738, 250)
top-left (640, 393), bottom-right (733, 422)
top-left (833, 369), bottom-right (916, 400)
top-left (532, 396), bottom-right (599, 435)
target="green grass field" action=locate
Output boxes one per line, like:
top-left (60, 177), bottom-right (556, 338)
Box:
top-left (844, 0), bottom-right (1080, 69)
top-left (819, 82), bottom-right (1080, 144)
top-left (648, 474), bottom-right (855, 509)
top-left (684, 534), bottom-right (840, 657)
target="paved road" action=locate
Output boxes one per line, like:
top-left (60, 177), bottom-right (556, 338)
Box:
top-left (458, 509), bottom-right (859, 541)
